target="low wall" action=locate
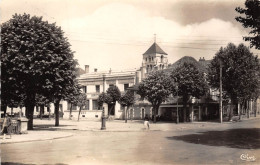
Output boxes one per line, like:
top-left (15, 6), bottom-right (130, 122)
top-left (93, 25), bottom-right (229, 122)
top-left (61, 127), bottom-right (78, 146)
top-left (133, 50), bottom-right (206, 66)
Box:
top-left (63, 110), bottom-right (102, 120)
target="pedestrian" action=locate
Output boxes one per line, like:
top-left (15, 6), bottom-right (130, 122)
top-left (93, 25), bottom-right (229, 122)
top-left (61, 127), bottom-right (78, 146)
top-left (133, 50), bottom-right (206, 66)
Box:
top-left (144, 114), bottom-right (150, 130)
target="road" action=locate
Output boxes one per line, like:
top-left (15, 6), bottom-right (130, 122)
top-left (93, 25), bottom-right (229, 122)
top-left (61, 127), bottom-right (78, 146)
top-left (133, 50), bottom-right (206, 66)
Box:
top-left (1, 119), bottom-right (260, 165)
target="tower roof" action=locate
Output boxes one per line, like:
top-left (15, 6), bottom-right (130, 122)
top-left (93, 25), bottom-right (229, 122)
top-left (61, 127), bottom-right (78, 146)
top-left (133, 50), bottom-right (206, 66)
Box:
top-left (143, 42), bottom-right (168, 55)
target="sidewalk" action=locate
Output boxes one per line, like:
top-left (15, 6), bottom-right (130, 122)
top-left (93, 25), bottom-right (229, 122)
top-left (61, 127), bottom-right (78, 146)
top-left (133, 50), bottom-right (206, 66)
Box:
top-left (1, 116), bottom-right (259, 144)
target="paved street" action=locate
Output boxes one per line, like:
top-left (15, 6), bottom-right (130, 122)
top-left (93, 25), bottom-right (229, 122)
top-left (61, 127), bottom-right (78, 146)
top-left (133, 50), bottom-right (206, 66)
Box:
top-left (1, 118), bottom-right (260, 165)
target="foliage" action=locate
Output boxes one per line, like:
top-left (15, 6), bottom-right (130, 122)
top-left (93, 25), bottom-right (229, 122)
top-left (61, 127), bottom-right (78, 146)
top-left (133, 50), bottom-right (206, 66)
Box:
top-left (137, 70), bottom-right (172, 122)
top-left (106, 85), bottom-right (121, 104)
top-left (76, 93), bottom-right (88, 108)
top-left (236, 0), bottom-right (260, 49)
top-left (118, 90), bottom-right (135, 107)
top-left (1, 13), bottom-right (78, 129)
top-left (97, 92), bottom-right (113, 107)
top-left (208, 43), bottom-right (260, 105)
top-left (170, 62), bottom-right (208, 99)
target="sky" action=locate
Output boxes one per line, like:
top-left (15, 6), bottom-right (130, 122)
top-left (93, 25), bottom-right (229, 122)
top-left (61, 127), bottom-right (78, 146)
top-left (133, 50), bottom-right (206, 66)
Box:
top-left (1, 0), bottom-right (259, 71)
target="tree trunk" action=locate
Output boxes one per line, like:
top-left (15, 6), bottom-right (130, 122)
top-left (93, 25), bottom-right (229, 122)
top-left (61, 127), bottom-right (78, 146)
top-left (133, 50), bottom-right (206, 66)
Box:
top-left (238, 103), bottom-right (241, 120)
top-left (69, 103), bottom-right (73, 120)
top-left (78, 106), bottom-right (82, 121)
top-left (40, 105), bottom-right (44, 120)
top-left (1, 104), bottom-right (7, 118)
top-left (255, 99), bottom-right (258, 117)
top-left (54, 100), bottom-right (60, 126)
top-left (228, 99), bottom-right (234, 121)
top-left (153, 104), bottom-right (159, 123)
top-left (26, 104), bottom-right (34, 130)
top-left (247, 100), bottom-right (250, 118)
top-left (125, 106), bottom-right (129, 123)
top-left (183, 96), bottom-right (188, 122)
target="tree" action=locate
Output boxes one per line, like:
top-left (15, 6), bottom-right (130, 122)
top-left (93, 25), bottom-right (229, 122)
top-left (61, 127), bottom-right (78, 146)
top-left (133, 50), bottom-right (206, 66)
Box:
top-left (106, 86), bottom-right (121, 117)
top-left (236, 0), bottom-right (260, 49)
top-left (97, 86), bottom-right (121, 117)
top-left (208, 43), bottom-right (260, 120)
top-left (137, 70), bottom-right (172, 123)
top-left (76, 93), bottom-right (88, 121)
top-left (118, 90), bottom-right (135, 123)
top-left (171, 62), bottom-right (208, 122)
top-left (65, 83), bottom-right (81, 120)
top-left (1, 13), bottom-right (78, 129)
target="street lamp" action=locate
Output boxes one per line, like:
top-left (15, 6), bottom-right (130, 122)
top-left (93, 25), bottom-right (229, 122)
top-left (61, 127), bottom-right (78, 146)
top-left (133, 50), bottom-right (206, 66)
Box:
top-left (101, 74), bottom-right (106, 130)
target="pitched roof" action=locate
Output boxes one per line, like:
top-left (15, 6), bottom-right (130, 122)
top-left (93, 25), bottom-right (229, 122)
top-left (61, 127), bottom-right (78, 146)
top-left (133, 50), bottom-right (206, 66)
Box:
top-left (143, 42), bottom-right (168, 55)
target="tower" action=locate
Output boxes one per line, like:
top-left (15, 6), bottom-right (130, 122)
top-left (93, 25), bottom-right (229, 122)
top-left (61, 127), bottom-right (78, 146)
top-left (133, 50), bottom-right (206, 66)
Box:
top-left (141, 40), bottom-right (168, 80)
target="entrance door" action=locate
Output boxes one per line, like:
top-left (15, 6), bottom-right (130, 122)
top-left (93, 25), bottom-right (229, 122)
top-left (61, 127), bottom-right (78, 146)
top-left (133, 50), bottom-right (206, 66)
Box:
top-left (108, 104), bottom-right (115, 116)
top-left (141, 108), bottom-right (145, 119)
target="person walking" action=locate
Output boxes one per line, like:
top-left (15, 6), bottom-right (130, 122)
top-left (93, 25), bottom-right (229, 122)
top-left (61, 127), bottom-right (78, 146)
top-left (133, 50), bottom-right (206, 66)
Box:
top-left (144, 114), bottom-right (150, 130)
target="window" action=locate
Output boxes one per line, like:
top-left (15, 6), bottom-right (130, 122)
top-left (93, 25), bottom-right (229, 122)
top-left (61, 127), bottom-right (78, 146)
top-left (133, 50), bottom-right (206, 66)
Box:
top-left (109, 84), bottom-right (114, 88)
top-left (124, 84), bottom-right (129, 91)
top-left (152, 57), bottom-right (154, 61)
top-left (96, 85), bottom-right (100, 93)
top-left (68, 102), bottom-right (77, 110)
top-left (92, 100), bottom-right (101, 110)
top-left (83, 100), bottom-right (89, 110)
top-left (82, 86), bottom-right (87, 93)
top-left (161, 55), bottom-right (163, 62)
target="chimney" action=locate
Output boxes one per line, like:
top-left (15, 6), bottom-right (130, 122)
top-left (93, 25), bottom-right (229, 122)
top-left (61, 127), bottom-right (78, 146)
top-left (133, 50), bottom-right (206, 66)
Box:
top-left (85, 65), bottom-right (89, 73)
top-left (94, 68), bottom-right (98, 72)
top-left (109, 68), bottom-right (112, 74)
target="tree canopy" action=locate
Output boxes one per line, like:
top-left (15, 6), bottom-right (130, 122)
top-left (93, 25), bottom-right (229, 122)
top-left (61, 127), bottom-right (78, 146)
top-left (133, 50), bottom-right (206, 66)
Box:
top-left (208, 43), bottom-right (260, 117)
top-left (236, 0), bottom-right (260, 49)
top-left (119, 90), bottom-right (135, 107)
top-left (137, 70), bottom-right (172, 122)
top-left (1, 13), bottom-right (78, 129)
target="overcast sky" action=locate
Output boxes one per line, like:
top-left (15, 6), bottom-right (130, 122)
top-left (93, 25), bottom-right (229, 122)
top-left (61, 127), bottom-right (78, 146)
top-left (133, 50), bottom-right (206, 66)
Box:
top-left (1, 0), bottom-right (259, 71)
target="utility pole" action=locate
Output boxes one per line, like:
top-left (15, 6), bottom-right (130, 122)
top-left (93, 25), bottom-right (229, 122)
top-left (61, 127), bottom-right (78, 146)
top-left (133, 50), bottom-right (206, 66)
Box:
top-left (176, 85), bottom-right (179, 124)
top-left (101, 74), bottom-right (106, 130)
top-left (219, 60), bottom-right (223, 123)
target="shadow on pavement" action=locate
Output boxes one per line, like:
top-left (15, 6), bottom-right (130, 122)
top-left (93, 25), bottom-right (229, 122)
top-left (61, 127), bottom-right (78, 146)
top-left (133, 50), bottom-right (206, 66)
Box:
top-left (2, 162), bottom-right (68, 165)
top-left (33, 124), bottom-right (74, 131)
top-left (167, 128), bottom-right (260, 149)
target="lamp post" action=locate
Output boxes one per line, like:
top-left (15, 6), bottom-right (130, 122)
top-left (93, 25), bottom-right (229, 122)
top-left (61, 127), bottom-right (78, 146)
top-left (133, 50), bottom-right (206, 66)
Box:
top-left (219, 60), bottom-right (223, 123)
top-left (176, 85), bottom-right (179, 124)
top-left (101, 74), bottom-right (106, 130)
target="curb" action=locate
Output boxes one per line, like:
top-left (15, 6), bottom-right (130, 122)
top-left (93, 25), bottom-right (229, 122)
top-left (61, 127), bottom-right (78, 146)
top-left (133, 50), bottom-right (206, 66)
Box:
top-left (1, 134), bottom-right (74, 144)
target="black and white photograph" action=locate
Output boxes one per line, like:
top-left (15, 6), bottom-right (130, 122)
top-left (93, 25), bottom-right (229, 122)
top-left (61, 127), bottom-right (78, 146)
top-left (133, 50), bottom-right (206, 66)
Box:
top-left (1, 0), bottom-right (260, 164)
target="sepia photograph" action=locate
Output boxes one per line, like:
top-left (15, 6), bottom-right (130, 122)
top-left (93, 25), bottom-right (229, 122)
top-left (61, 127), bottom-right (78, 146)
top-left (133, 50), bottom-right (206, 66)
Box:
top-left (1, 0), bottom-right (260, 164)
